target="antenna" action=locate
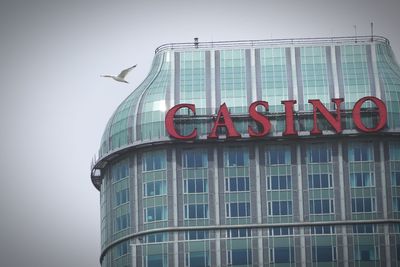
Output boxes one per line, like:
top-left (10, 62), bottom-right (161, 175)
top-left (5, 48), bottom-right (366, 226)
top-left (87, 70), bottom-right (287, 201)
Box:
top-left (370, 22), bottom-right (374, 42)
top-left (353, 25), bottom-right (357, 43)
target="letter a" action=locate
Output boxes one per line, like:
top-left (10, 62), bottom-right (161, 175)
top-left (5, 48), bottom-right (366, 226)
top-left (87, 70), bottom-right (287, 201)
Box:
top-left (208, 103), bottom-right (241, 139)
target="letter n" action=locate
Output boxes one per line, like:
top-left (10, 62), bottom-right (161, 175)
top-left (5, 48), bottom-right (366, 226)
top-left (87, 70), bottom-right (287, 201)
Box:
top-left (308, 98), bottom-right (344, 134)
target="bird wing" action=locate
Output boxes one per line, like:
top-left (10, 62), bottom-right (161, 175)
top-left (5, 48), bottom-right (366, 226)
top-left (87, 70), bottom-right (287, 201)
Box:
top-left (118, 64), bottom-right (137, 79)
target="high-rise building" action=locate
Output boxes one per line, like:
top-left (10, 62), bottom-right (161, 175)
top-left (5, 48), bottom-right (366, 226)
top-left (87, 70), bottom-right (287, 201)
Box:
top-left (91, 36), bottom-right (400, 267)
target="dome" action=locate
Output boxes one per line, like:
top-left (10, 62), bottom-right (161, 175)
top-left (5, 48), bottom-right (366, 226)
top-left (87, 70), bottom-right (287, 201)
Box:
top-left (94, 36), bottom-right (400, 188)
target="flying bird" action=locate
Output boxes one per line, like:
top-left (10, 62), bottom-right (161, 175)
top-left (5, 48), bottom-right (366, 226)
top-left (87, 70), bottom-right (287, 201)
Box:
top-left (101, 65), bottom-right (137, 83)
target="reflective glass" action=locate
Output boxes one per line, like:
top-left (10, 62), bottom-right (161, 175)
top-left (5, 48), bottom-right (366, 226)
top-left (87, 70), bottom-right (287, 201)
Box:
top-left (271, 247), bottom-right (294, 263)
top-left (116, 188), bottom-right (129, 206)
top-left (225, 177), bottom-right (249, 192)
top-left (229, 249), bottom-right (252, 265)
top-left (144, 180), bottom-right (167, 197)
top-left (268, 175), bottom-right (291, 190)
top-left (310, 199), bottom-right (334, 214)
top-left (268, 147), bottom-right (290, 165)
top-left (308, 144), bottom-right (331, 163)
top-left (308, 174), bottom-right (332, 188)
top-left (312, 246), bottom-right (336, 262)
top-left (351, 198), bottom-right (375, 213)
top-left (350, 173), bottom-right (374, 187)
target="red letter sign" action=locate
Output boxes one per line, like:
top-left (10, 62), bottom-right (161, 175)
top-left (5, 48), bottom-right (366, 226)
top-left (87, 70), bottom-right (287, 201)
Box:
top-left (248, 101), bottom-right (271, 137)
top-left (281, 100), bottom-right (297, 136)
top-left (208, 103), bottom-right (241, 139)
top-left (352, 96), bottom-right (387, 132)
top-left (308, 98), bottom-right (344, 135)
top-left (165, 104), bottom-right (197, 140)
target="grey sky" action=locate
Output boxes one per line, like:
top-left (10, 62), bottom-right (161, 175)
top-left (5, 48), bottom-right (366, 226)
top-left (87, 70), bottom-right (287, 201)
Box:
top-left (0, 0), bottom-right (399, 266)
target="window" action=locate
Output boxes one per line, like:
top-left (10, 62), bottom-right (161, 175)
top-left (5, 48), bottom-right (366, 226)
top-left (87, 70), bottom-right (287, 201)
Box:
top-left (182, 150), bottom-right (207, 168)
top-left (115, 241), bottom-right (128, 258)
top-left (144, 206), bottom-right (167, 222)
top-left (227, 249), bottom-right (252, 265)
top-left (185, 251), bottom-right (209, 267)
top-left (308, 144), bottom-right (331, 163)
top-left (115, 188), bottom-right (129, 206)
top-left (112, 161), bottom-right (129, 182)
top-left (393, 197), bottom-right (400, 212)
top-left (270, 247), bottom-right (294, 263)
top-left (309, 199), bottom-right (334, 214)
top-left (115, 213), bottom-right (130, 232)
top-left (184, 178), bottom-right (208, 193)
top-left (352, 224), bottom-right (376, 233)
top-left (392, 172), bottom-right (400, 186)
top-left (146, 233), bottom-right (167, 243)
top-left (397, 244), bottom-right (400, 261)
top-left (268, 227), bottom-right (293, 236)
top-left (143, 151), bottom-right (165, 171)
top-left (225, 177), bottom-right (249, 192)
top-left (350, 172), bottom-right (374, 187)
top-left (224, 148), bottom-right (249, 167)
top-left (351, 198), bottom-right (376, 213)
top-left (312, 246), bottom-right (336, 262)
top-left (267, 175), bottom-right (291, 190)
top-left (226, 202), bottom-right (250, 217)
top-left (311, 226), bottom-right (335, 234)
top-left (349, 144), bottom-right (373, 162)
top-left (184, 204), bottom-right (208, 219)
top-left (147, 254), bottom-right (167, 267)
top-left (267, 147), bottom-right (291, 165)
top-left (185, 231), bottom-right (208, 240)
top-left (390, 144), bottom-right (400, 161)
top-left (354, 245), bottom-right (379, 261)
top-left (308, 174), bottom-right (333, 188)
top-left (143, 180), bottom-right (167, 197)
top-left (268, 201), bottom-right (292, 216)
top-left (227, 228), bottom-right (251, 238)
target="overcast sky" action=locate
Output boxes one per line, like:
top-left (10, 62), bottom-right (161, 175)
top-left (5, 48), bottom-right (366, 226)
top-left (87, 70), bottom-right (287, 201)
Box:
top-left (0, 0), bottom-right (399, 266)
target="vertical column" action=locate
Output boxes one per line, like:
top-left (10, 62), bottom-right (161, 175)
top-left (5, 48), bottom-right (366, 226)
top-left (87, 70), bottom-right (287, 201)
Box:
top-left (250, 48), bottom-right (257, 102)
top-left (131, 243), bottom-right (137, 267)
top-left (173, 52), bottom-right (180, 106)
top-left (296, 145), bottom-right (306, 267)
top-left (133, 154), bottom-right (139, 233)
top-left (254, 146), bottom-right (263, 265)
top-left (214, 50), bottom-right (220, 111)
top-left (338, 142), bottom-right (349, 267)
top-left (246, 49), bottom-right (253, 106)
top-left (330, 45), bottom-right (340, 98)
top-left (213, 147), bottom-right (221, 267)
top-left (366, 45), bottom-right (377, 97)
top-left (371, 44), bottom-right (383, 99)
top-left (132, 154), bottom-right (139, 266)
top-left (205, 51), bottom-right (212, 114)
top-left (210, 50), bottom-right (216, 111)
top-left (169, 51), bottom-right (175, 107)
top-left (171, 149), bottom-right (178, 267)
top-left (380, 142), bottom-right (391, 266)
top-left (290, 46), bottom-right (299, 102)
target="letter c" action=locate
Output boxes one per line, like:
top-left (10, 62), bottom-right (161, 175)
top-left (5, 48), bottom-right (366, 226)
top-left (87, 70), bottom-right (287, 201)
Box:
top-left (165, 104), bottom-right (197, 139)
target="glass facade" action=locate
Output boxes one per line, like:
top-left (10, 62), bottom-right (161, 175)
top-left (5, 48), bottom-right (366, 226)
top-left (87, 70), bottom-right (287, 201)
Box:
top-left (93, 37), bottom-right (400, 267)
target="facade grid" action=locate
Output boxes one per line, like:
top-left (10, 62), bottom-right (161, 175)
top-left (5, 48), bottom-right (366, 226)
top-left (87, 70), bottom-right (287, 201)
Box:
top-left (92, 36), bottom-right (400, 267)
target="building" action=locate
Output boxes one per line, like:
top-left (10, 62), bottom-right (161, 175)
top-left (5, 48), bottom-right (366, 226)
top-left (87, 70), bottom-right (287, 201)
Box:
top-left (91, 36), bottom-right (400, 267)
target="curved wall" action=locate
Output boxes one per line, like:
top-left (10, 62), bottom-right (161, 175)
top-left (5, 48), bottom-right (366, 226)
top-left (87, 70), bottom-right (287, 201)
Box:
top-left (92, 37), bottom-right (400, 267)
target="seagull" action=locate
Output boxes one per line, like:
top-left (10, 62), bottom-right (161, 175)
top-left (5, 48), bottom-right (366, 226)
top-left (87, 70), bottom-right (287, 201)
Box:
top-left (101, 64), bottom-right (137, 83)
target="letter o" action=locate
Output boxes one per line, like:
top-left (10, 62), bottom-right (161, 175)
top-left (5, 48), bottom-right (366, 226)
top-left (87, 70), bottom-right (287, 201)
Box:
top-left (352, 96), bottom-right (387, 133)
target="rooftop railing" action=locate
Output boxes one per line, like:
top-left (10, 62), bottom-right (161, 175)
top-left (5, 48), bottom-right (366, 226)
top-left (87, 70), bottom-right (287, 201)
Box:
top-left (155, 35), bottom-right (390, 54)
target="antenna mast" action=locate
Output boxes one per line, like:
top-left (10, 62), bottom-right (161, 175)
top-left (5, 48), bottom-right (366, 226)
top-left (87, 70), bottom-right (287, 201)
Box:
top-left (370, 22), bottom-right (374, 42)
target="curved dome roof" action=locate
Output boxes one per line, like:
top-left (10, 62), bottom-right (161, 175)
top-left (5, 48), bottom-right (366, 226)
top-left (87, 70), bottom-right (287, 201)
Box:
top-left (98, 36), bottom-right (400, 160)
